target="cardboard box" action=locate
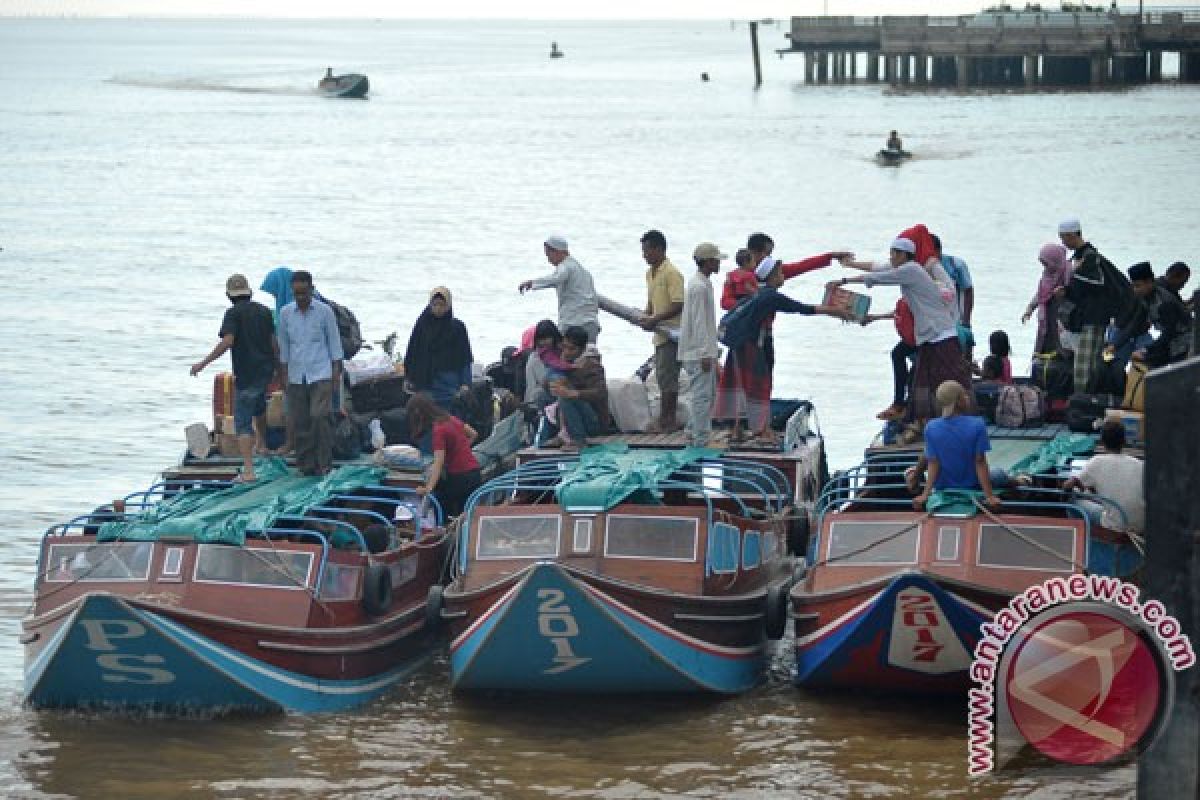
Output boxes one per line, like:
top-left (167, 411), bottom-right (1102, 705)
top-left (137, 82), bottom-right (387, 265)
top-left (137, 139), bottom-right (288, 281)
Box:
top-left (216, 432), bottom-right (242, 458)
top-left (216, 414), bottom-right (237, 436)
top-left (1104, 409), bottom-right (1144, 447)
top-left (822, 285), bottom-right (872, 323)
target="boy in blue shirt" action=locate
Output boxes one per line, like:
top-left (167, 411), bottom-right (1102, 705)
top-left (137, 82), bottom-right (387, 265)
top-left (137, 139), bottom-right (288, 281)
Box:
top-left (913, 380), bottom-right (1001, 511)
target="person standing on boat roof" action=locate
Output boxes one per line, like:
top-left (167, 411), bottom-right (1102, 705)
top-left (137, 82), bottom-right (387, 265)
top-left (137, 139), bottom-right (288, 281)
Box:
top-left (637, 229), bottom-right (685, 433)
top-left (1056, 218), bottom-right (1131, 394)
top-left (190, 274), bottom-right (279, 482)
top-left (886, 130), bottom-right (903, 151)
top-left (838, 237), bottom-right (971, 427)
top-left (1021, 242), bottom-right (1073, 356)
top-left (678, 242), bottom-right (725, 448)
top-left (912, 381), bottom-right (1001, 512)
top-left (403, 287), bottom-right (474, 410)
top-left (930, 234), bottom-right (975, 358)
top-left (278, 270), bottom-right (343, 477)
top-left (518, 235), bottom-right (600, 344)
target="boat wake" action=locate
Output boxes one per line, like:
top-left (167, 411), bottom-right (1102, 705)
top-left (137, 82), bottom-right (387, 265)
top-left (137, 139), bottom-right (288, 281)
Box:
top-left (108, 76), bottom-right (316, 96)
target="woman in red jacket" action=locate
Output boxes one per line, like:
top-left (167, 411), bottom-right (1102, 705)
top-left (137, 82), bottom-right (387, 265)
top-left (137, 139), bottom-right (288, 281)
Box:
top-left (407, 392), bottom-right (481, 519)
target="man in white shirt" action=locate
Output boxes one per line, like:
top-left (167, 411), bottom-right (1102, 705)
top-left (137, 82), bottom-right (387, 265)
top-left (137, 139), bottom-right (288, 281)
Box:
top-left (678, 242), bottom-right (724, 447)
top-left (519, 235), bottom-right (601, 343)
top-left (1064, 419), bottom-right (1145, 533)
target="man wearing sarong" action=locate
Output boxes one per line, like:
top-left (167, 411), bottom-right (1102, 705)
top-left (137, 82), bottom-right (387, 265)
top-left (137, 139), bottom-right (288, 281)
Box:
top-left (838, 238), bottom-right (971, 427)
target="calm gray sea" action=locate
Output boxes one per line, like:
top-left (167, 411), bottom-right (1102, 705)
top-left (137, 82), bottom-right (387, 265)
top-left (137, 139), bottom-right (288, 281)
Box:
top-left (2, 16), bottom-right (1198, 798)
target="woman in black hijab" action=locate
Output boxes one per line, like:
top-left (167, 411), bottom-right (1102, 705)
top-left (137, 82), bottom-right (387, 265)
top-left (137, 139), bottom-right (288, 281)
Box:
top-left (403, 286), bottom-right (474, 409)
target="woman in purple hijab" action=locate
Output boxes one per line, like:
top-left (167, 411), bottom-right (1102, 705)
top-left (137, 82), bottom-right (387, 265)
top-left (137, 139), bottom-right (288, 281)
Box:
top-left (1022, 242), bottom-right (1073, 355)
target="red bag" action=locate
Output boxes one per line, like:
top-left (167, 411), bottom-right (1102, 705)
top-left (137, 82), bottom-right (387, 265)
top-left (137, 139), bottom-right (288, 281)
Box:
top-left (213, 372), bottom-right (235, 428)
top-left (894, 298), bottom-right (916, 346)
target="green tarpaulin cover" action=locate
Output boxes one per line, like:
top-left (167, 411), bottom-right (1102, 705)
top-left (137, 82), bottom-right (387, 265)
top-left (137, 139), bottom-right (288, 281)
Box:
top-left (555, 442), bottom-right (721, 512)
top-left (1007, 432), bottom-right (1096, 477)
top-left (97, 458), bottom-right (386, 546)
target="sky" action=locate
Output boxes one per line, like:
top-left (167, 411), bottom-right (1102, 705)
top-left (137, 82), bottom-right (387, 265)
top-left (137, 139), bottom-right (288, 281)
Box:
top-left (4, 1), bottom-right (1196, 19)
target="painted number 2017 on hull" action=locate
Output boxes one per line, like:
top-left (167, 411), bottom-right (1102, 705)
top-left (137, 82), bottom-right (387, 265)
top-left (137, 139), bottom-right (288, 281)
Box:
top-left (536, 589), bottom-right (591, 674)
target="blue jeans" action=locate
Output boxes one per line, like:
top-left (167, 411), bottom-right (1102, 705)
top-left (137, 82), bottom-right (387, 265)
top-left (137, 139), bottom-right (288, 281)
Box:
top-left (559, 398), bottom-right (601, 442)
top-left (234, 383), bottom-right (268, 436)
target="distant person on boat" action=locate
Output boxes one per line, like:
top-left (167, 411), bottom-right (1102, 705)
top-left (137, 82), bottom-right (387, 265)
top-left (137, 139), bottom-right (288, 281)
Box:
top-left (886, 130), bottom-right (903, 151)
top-left (637, 229), bottom-right (685, 433)
top-left (1063, 418), bottom-right (1145, 533)
top-left (911, 380), bottom-right (1001, 512)
top-left (403, 287), bottom-right (474, 410)
top-left (189, 273), bottom-right (279, 482)
top-left (678, 242), bottom-right (725, 447)
top-left (278, 270), bottom-right (343, 477)
top-left (544, 325), bottom-right (612, 450)
top-left (519, 235), bottom-right (600, 344)
top-left (1056, 218), bottom-right (1134, 394)
top-left (550, 42), bottom-right (563, 58)
top-left (407, 392), bottom-right (481, 518)
top-left (1021, 242), bottom-right (1073, 356)
top-left (838, 237), bottom-right (972, 428)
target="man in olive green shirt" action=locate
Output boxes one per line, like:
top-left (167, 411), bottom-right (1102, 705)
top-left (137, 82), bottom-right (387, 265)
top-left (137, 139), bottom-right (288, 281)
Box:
top-left (638, 229), bottom-right (685, 432)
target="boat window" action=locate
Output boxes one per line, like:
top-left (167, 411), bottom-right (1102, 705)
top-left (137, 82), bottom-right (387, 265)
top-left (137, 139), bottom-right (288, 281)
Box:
top-left (709, 522), bottom-right (739, 574)
top-left (476, 515), bottom-right (560, 560)
top-left (936, 527), bottom-right (961, 562)
top-left (977, 525), bottom-right (1076, 572)
top-left (572, 519), bottom-right (593, 553)
top-left (743, 531), bottom-right (763, 570)
top-left (45, 542), bottom-right (153, 583)
top-left (605, 515), bottom-right (697, 562)
top-left (194, 545), bottom-right (313, 589)
top-left (319, 563), bottom-right (361, 601)
top-left (826, 521), bottom-right (919, 566)
top-left (389, 554), bottom-right (418, 589)
top-left (162, 546), bottom-right (184, 577)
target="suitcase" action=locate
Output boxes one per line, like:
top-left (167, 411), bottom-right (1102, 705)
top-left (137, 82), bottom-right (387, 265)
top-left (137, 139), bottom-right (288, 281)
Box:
top-left (213, 372), bottom-right (235, 429)
top-left (349, 375), bottom-right (409, 413)
top-left (973, 383), bottom-right (1001, 424)
top-left (1067, 392), bottom-right (1119, 433)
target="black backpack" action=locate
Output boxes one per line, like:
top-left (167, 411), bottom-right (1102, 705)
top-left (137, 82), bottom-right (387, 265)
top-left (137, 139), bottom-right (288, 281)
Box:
top-left (317, 293), bottom-right (364, 360)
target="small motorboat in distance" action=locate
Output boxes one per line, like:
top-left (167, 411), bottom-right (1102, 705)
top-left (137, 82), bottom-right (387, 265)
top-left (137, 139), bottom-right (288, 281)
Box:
top-left (875, 148), bottom-right (912, 166)
top-left (318, 68), bottom-right (369, 98)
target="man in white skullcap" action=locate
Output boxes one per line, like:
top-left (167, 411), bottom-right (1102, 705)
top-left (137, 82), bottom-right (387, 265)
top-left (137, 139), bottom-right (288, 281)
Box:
top-left (1055, 218), bottom-right (1133, 393)
top-left (519, 235), bottom-right (600, 343)
top-left (838, 238), bottom-right (972, 426)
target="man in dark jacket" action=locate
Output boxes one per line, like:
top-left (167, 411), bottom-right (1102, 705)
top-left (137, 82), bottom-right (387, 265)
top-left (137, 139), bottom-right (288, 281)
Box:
top-left (1141, 262), bottom-right (1192, 366)
top-left (1057, 218), bottom-right (1134, 393)
top-left (546, 326), bottom-right (612, 450)
top-left (190, 274), bottom-right (279, 481)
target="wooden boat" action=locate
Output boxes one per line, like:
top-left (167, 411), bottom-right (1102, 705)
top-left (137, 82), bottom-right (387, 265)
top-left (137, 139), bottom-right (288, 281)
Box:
top-left (875, 148), bottom-right (912, 166)
top-left (23, 461), bottom-right (450, 714)
top-left (318, 72), bottom-right (369, 98)
top-left (437, 409), bottom-right (828, 694)
top-left (791, 424), bottom-right (1143, 694)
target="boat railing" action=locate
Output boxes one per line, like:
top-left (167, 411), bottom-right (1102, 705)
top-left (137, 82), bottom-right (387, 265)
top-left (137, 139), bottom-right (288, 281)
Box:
top-left (337, 485), bottom-right (443, 527)
top-left (275, 514), bottom-right (369, 554)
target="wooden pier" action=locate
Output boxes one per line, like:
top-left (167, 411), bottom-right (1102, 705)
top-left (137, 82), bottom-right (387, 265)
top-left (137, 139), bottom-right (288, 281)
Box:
top-left (778, 8), bottom-right (1200, 87)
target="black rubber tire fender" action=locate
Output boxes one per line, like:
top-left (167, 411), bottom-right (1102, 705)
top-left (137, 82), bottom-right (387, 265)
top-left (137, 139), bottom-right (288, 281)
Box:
top-left (362, 563), bottom-right (393, 617)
